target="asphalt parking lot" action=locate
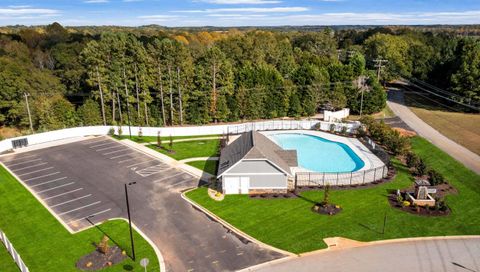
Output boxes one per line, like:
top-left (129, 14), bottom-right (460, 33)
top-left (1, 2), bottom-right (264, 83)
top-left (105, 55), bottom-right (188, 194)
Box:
top-left (0, 137), bottom-right (284, 271)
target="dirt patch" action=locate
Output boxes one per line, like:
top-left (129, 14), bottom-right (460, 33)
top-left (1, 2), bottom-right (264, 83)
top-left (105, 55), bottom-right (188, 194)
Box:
top-left (76, 246), bottom-right (127, 271)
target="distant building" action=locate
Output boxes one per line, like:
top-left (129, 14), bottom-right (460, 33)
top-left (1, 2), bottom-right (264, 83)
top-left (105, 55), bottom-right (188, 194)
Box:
top-left (217, 131), bottom-right (297, 194)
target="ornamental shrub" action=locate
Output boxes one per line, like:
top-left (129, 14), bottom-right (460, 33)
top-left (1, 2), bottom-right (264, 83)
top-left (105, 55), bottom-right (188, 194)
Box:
top-left (415, 158), bottom-right (427, 176)
top-left (405, 152), bottom-right (420, 168)
top-left (428, 169), bottom-right (445, 185)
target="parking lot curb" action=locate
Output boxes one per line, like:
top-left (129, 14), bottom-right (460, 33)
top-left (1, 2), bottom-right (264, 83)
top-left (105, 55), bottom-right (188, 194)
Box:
top-left (108, 217), bottom-right (166, 272)
top-left (112, 137), bottom-right (214, 182)
top-left (181, 188), bottom-right (295, 258)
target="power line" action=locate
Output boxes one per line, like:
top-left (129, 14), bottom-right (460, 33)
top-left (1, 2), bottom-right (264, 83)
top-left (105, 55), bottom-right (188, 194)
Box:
top-left (373, 58), bottom-right (388, 80)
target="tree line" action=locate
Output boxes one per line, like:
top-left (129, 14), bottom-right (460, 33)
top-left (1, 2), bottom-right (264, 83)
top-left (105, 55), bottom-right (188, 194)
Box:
top-left (0, 23), bottom-right (478, 132)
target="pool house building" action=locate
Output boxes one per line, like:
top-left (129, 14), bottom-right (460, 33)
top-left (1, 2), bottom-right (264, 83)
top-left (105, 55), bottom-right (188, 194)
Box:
top-left (217, 131), bottom-right (297, 194)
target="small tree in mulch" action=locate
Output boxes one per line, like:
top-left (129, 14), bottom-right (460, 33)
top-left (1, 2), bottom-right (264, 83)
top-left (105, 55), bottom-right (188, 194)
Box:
top-left (98, 235), bottom-right (110, 254)
top-left (157, 131), bottom-right (162, 148)
top-left (312, 184), bottom-right (342, 216)
top-left (321, 184), bottom-right (331, 206)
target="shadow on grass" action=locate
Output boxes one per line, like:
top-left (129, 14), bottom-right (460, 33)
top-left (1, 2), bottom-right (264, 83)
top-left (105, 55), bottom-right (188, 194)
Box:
top-left (293, 192), bottom-right (318, 205)
top-left (86, 218), bottom-right (132, 259)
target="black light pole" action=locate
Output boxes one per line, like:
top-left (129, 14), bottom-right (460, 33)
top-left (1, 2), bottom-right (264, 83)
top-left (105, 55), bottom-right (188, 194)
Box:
top-left (124, 181), bottom-right (137, 260)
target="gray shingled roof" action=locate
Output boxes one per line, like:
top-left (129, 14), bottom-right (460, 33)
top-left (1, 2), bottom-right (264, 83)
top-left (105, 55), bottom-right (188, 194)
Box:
top-left (217, 131), bottom-right (297, 177)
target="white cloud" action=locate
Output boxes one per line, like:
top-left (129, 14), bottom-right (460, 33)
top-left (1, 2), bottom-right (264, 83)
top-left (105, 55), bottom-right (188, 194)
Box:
top-left (197, 0), bottom-right (282, 4)
top-left (84, 0), bottom-right (109, 3)
top-left (123, 0), bottom-right (143, 2)
top-left (7, 5), bottom-right (32, 8)
top-left (173, 7), bottom-right (309, 13)
top-left (0, 8), bottom-right (59, 17)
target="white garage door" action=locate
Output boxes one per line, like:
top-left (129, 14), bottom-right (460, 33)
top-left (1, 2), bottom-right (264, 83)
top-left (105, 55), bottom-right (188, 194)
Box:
top-left (224, 177), bottom-right (250, 194)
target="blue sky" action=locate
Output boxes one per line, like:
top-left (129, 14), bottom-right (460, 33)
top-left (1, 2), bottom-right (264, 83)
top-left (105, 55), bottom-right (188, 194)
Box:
top-left (0, 0), bottom-right (479, 26)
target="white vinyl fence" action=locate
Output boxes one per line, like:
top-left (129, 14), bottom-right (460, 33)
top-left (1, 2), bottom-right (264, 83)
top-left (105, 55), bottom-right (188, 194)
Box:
top-left (295, 165), bottom-right (389, 187)
top-left (0, 230), bottom-right (29, 272)
top-left (0, 120), bottom-right (360, 154)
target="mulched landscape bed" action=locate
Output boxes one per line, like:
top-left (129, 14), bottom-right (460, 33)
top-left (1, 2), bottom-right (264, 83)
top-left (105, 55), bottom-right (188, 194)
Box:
top-left (311, 203), bottom-right (342, 215)
top-left (76, 246), bottom-right (126, 271)
top-left (249, 192), bottom-right (298, 199)
top-left (387, 183), bottom-right (456, 217)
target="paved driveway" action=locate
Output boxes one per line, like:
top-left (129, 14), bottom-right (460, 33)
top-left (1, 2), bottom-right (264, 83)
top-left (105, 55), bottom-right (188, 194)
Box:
top-left (248, 238), bottom-right (480, 272)
top-left (387, 90), bottom-right (480, 174)
top-left (0, 137), bottom-right (284, 271)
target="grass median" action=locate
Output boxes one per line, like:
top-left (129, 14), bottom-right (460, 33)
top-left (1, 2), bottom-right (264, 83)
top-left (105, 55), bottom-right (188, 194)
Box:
top-left (0, 165), bottom-right (160, 272)
top-left (186, 137), bottom-right (480, 254)
top-left (114, 134), bottom-right (220, 144)
top-left (186, 160), bottom-right (218, 175)
top-left (147, 139), bottom-right (220, 161)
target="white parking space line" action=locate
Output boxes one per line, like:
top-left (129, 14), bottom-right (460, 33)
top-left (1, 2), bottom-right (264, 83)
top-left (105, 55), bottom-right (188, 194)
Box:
top-left (44, 188), bottom-right (83, 200)
top-left (67, 208), bottom-right (112, 224)
top-left (118, 156), bottom-right (146, 164)
top-left (12, 162), bottom-right (48, 171)
top-left (58, 201), bottom-right (101, 216)
top-left (103, 148), bottom-right (129, 155)
top-left (153, 172), bottom-right (183, 183)
top-left (4, 158), bottom-right (42, 167)
top-left (95, 144), bottom-right (122, 151)
top-left (165, 179), bottom-right (191, 189)
top-left (83, 139), bottom-right (108, 145)
top-left (18, 167), bottom-right (54, 176)
top-left (126, 160), bottom-right (156, 168)
top-left (50, 194), bottom-right (92, 208)
top-left (90, 142), bottom-right (115, 148)
top-left (37, 182), bottom-right (75, 194)
top-left (23, 172), bottom-right (60, 182)
top-left (3, 154), bottom-right (37, 163)
top-left (30, 177), bottom-right (67, 188)
top-left (110, 153), bottom-right (135, 159)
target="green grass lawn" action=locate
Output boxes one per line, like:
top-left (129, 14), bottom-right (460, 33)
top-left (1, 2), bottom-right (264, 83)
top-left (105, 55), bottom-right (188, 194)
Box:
top-left (186, 137), bottom-right (480, 254)
top-left (147, 139), bottom-right (220, 160)
top-left (114, 134), bottom-right (220, 144)
top-left (186, 160), bottom-right (218, 175)
top-left (0, 243), bottom-right (19, 272)
top-left (0, 165), bottom-right (160, 272)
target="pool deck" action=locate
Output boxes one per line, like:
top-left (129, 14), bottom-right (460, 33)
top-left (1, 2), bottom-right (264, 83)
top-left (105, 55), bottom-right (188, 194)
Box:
top-left (260, 130), bottom-right (385, 174)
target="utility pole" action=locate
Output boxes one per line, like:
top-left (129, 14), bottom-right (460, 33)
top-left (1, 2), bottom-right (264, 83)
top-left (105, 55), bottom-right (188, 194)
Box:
top-left (24, 92), bottom-right (34, 134)
top-left (359, 76), bottom-right (367, 117)
top-left (177, 67), bottom-right (183, 125)
top-left (373, 57), bottom-right (388, 80)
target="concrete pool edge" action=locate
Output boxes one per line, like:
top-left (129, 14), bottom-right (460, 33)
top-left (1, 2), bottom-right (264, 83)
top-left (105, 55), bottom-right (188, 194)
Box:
top-left (261, 130), bottom-right (385, 174)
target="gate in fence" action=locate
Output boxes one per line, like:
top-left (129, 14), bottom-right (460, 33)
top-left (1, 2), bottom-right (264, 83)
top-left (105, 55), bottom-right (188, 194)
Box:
top-left (0, 230), bottom-right (30, 272)
top-left (295, 165), bottom-right (389, 187)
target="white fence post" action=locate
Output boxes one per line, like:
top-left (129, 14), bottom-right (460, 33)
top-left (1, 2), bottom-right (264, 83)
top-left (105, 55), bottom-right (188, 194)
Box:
top-left (0, 230), bottom-right (30, 272)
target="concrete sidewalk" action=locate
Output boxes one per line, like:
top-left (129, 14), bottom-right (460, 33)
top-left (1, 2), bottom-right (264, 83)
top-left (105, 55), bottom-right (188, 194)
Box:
top-left (387, 90), bottom-right (480, 174)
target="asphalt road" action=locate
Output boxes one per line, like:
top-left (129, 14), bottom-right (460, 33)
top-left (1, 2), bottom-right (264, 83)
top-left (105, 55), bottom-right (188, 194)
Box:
top-left (249, 238), bottom-right (480, 272)
top-left (0, 137), bottom-right (284, 271)
top-left (387, 90), bottom-right (480, 175)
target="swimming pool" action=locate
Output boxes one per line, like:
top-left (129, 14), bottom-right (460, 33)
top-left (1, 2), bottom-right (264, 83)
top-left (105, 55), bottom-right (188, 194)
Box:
top-left (269, 133), bottom-right (365, 173)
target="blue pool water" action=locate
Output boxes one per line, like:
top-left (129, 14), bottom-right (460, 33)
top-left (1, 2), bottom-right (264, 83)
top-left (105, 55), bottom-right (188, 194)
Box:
top-left (269, 133), bottom-right (365, 173)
